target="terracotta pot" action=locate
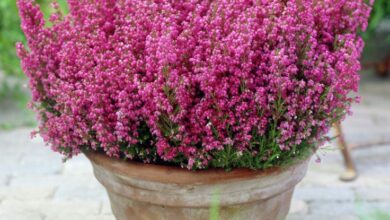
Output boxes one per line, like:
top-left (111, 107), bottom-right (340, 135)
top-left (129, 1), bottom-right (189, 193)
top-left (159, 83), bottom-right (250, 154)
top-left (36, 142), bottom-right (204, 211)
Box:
top-left (85, 151), bottom-right (311, 220)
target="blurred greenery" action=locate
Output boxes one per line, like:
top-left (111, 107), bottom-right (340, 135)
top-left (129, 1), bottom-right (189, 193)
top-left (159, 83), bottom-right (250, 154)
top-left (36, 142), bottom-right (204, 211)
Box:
top-left (0, 0), bottom-right (25, 78)
top-left (0, 0), bottom-right (67, 129)
top-left (363, 0), bottom-right (390, 40)
top-left (0, 0), bottom-right (67, 78)
top-left (0, 0), bottom-right (67, 79)
top-left (359, 208), bottom-right (390, 220)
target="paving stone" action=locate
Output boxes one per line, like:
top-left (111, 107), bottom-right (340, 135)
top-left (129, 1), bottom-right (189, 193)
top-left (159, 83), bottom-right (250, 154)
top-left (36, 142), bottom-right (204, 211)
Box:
top-left (358, 165), bottom-right (390, 177)
top-left (369, 108), bottom-right (390, 122)
top-left (23, 138), bottom-right (64, 161)
top-left (342, 116), bottom-right (376, 128)
top-left (10, 171), bottom-right (106, 203)
top-left (361, 97), bottom-right (390, 109)
top-left (0, 186), bottom-right (55, 201)
top-left (355, 187), bottom-right (390, 202)
top-left (347, 175), bottom-right (390, 188)
top-left (299, 172), bottom-right (340, 187)
top-left (0, 212), bottom-right (44, 220)
top-left (287, 214), bottom-right (358, 220)
top-left (361, 82), bottom-right (390, 95)
top-left (293, 187), bottom-right (355, 202)
top-left (340, 99), bottom-right (390, 145)
top-left (52, 175), bottom-right (108, 202)
top-left (13, 153), bottom-right (63, 177)
top-left (0, 153), bottom-right (23, 176)
top-left (0, 199), bottom-right (101, 216)
top-left (0, 175), bottom-right (9, 187)
top-left (309, 201), bottom-right (356, 216)
top-left (289, 199), bottom-right (309, 215)
top-left (62, 154), bottom-right (95, 176)
top-left (0, 129), bottom-right (36, 154)
top-left (353, 145), bottom-right (390, 161)
top-left (10, 174), bottom-right (64, 189)
top-left (345, 133), bottom-right (390, 146)
top-left (46, 214), bottom-right (115, 220)
top-left (101, 202), bottom-right (113, 215)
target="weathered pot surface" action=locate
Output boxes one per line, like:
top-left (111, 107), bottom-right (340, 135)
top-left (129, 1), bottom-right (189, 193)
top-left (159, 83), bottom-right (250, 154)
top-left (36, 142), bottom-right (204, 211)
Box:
top-left (85, 150), bottom-right (311, 220)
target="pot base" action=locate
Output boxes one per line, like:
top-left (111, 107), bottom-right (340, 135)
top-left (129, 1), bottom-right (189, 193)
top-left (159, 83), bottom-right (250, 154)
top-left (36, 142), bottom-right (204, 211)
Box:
top-left (85, 151), bottom-right (310, 220)
top-left (107, 188), bottom-right (293, 220)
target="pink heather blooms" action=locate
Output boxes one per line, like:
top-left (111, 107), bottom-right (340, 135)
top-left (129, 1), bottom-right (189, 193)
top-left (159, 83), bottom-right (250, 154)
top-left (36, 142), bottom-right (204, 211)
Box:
top-left (17, 0), bottom-right (372, 169)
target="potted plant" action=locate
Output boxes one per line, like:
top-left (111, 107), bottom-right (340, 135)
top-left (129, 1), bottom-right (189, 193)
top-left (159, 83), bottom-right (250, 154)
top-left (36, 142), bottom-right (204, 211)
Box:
top-left (17, 0), bottom-right (372, 219)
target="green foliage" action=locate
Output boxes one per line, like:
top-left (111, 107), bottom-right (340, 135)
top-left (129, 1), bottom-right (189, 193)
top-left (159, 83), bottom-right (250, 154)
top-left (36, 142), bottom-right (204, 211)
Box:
top-left (0, 0), bottom-right (66, 76)
top-left (119, 121), bottom-right (158, 162)
top-left (363, 0), bottom-right (390, 40)
top-left (0, 0), bottom-right (67, 129)
top-left (0, 0), bottom-right (25, 77)
top-left (208, 94), bottom-right (315, 171)
top-left (0, 0), bottom-right (67, 99)
top-left (209, 137), bottom-right (314, 171)
top-left (116, 94), bottom-right (315, 171)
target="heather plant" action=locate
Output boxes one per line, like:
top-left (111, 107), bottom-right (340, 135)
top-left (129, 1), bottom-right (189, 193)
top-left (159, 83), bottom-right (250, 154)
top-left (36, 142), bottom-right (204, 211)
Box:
top-left (17, 0), bottom-right (372, 170)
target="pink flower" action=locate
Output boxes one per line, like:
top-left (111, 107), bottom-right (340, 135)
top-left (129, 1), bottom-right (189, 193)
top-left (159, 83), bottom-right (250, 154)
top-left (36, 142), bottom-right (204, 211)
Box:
top-left (17, 0), bottom-right (372, 169)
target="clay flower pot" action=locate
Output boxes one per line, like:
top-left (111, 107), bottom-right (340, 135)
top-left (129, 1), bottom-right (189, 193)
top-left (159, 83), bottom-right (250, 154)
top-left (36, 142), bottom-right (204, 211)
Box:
top-left (85, 151), bottom-right (311, 220)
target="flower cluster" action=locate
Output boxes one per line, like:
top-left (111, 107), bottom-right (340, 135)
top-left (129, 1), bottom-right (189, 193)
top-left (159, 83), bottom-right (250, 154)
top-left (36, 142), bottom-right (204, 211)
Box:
top-left (17, 0), bottom-right (372, 169)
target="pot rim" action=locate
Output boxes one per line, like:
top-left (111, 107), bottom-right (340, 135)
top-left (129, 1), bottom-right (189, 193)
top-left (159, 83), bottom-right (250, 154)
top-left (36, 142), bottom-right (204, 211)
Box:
top-left (84, 149), bottom-right (310, 185)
